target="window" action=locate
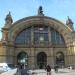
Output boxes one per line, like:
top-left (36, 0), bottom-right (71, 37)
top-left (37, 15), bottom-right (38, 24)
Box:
top-left (56, 52), bottom-right (65, 65)
top-left (15, 27), bottom-right (31, 44)
top-left (51, 28), bottom-right (65, 45)
top-left (34, 26), bottom-right (49, 44)
top-left (15, 26), bottom-right (65, 45)
top-left (17, 52), bottom-right (28, 65)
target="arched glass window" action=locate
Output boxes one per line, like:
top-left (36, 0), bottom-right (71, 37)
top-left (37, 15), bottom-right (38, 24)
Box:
top-left (34, 26), bottom-right (49, 44)
top-left (37, 52), bottom-right (47, 69)
top-left (15, 26), bottom-right (65, 45)
top-left (17, 52), bottom-right (28, 65)
top-left (15, 27), bottom-right (31, 44)
top-left (51, 28), bottom-right (65, 44)
top-left (56, 52), bottom-right (65, 65)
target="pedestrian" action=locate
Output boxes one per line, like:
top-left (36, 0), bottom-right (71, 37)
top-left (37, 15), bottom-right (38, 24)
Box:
top-left (45, 65), bottom-right (51, 75)
top-left (54, 65), bottom-right (58, 72)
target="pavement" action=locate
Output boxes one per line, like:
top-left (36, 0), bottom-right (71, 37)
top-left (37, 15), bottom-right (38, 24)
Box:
top-left (0, 69), bottom-right (17, 75)
top-left (28, 69), bottom-right (75, 75)
top-left (1, 68), bottom-right (75, 75)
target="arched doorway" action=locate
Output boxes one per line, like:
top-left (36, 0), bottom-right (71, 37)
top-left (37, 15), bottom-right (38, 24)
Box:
top-left (56, 52), bottom-right (65, 66)
top-left (37, 52), bottom-right (47, 69)
top-left (17, 52), bottom-right (28, 69)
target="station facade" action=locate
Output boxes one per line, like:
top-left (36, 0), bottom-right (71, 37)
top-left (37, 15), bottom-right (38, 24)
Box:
top-left (0, 6), bottom-right (75, 69)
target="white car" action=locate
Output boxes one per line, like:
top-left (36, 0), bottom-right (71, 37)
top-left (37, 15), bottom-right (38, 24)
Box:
top-left (0, 63), bottom-right (16, 71)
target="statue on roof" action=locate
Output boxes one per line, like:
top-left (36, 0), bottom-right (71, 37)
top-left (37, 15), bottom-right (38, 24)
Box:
top-left (66, 16), bottom-right (74, 30)
top-left (38, 6), bottom-right (44, 16)
top-left (5, 11), bottom-right (13, 24)
top-left (66, 16), bottom-right (73, 25)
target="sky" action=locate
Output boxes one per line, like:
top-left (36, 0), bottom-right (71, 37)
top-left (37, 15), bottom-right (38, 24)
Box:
top-left (0, 0), bottom-right (75, 39)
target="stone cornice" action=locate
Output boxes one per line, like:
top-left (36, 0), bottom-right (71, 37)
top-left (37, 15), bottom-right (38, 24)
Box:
top-left (11, 16), bottom-right (72, 32)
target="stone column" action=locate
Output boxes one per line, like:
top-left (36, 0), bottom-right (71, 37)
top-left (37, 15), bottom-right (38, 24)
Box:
top-left (52, 48), bottom-right (55, 66)
top-left (28, 48), bottom-right (35, 69)
top-left (0, 44), bottom-right (7, 63)
top-left (47, 48), bottom-right (54, 66)
top-left (48, 27), bottom-right (51, 45)
top-left (31, 26), bottom-right (34, 45)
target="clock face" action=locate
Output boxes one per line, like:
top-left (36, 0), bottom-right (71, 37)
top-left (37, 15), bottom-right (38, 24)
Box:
top-left (39, 28), bottom-right (44, 30)
top-left (40, 36), bottom-right (44, 41)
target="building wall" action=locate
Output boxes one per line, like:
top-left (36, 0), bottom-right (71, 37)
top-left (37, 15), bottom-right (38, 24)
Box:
top-left (11, 47), bottom-right (67, 69)
top-left (0, 16), bottom-right (75, 69)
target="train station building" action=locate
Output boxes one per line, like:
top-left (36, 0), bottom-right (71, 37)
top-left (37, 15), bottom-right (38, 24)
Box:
top-left (0, 6), bottom-right (75, 69)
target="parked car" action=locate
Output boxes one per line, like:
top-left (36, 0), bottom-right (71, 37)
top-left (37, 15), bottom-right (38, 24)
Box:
top-left (0, 63), bottom-right (16, 71)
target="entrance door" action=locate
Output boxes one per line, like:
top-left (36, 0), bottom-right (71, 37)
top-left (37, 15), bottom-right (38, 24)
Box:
top-left (37, 52), bottom-right (47, 69)
top-left (17, 52), bottom-right (28, 69)
top-left (56, 52), bottom-right (65, 66)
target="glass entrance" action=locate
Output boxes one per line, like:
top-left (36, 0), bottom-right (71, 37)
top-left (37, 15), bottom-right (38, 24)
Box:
top-left (56, 52), bottom-right (65, 66)
top-left (37, 52), bottom-right (47, 69)
top-left (17, 52), bottom-right (28, 69)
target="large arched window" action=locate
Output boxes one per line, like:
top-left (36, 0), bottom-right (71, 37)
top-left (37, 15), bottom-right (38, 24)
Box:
top-left (51, 28), bottom-right (65, 44)
top-left (15, 26), bottom-right (65, 45)
top-left (15, 27), bottom-right (31, 44)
